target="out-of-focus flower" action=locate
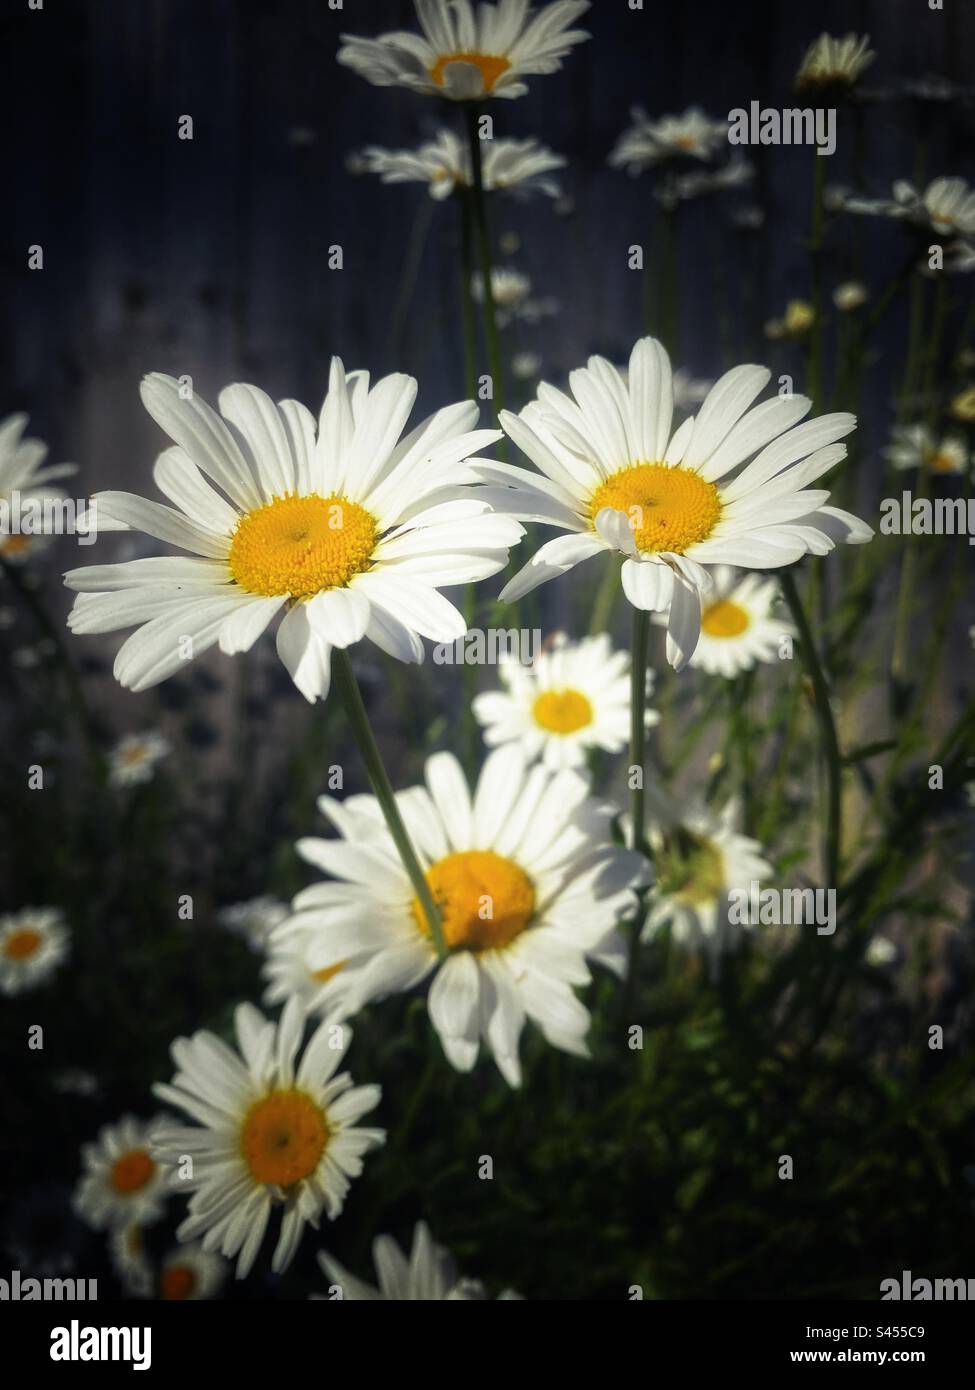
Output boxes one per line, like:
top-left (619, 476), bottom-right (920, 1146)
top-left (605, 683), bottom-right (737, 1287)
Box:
top-left (609, 106), bottom-right (729, 174)
top-left (839, 177), bottom-right (975, 238)
top-left (355, 129), bottom-right (565, 201)
top-left (0, 907), bottom-right (69, 996)
top-left (157, 1243), bottom-right (228, 1300)
top-left (288, 746), bottom-right (647, 1087)
top-left (64, 368), bottom-right (521, 702)
top-left (654, 566), bottom-right (794, 678)
top-left (949, 386), bottom-right (975, 424)
top-left (473, 631), bottom-right (651, 770)
top-left (642, 791), bottom-right (772, 968)
top-left (262, 925), bottom-right (355, 1021)
top-left (217, 895), bottom-right (290, 950)
top-left (656, 155), bottom-right (754, 210)
top-left (511, 352), bottom-right (542, 381)
top-left (884, 424), bottom-right (969, 476)
top-left (865, 935), bottom-right (897, 967)
top-left (0, 413), bottom-right (77, 565)
top-left (319, 1221), bottom-right (520, 1300)
top-left (794, 32), bottom-right (875, 96)
top-left (478, 336), bottom-right (871, 669)
top-left (337, 0), bottom-right (591, 102)
top-left (833, 281), bottom-right (868, 312)
top-left (765, 300), bottom-right (816, 340)
top-left (110, 1225), bottom-right (154, 1297)
top-left (73, 1117), bottom-right (169, 1231)
top-left (152, 1001), bottom-right (384, 1278)
top-left (107, 731), bottom-right (171, 788)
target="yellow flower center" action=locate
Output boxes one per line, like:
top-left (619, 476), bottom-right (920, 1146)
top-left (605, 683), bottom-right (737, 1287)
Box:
top-left (532, 688), bottom-right (594, 734)
top-left (312, 960), bottom-right (347, 984)
top-left (926, 449), bottom-right (957, 474)
top-left (160, 1265), bottom-right (197, 1300)
top-left (658, 832), bottom-right (726, 907)
top-left (0, 534), bottom-right (30, 556)
top-left (240, 1089), bottom-right (328, 1188)
top-left (412, 850), bottom-right (535, 952)
top-left (108, 1149), bottom-right (157, 1195)
top-left (3, 928), bottom-right (42, 960)
top-left (228, 494), bottom-right (377, 598)
top-left (701, 599), bottom-right (751, 638)
top-left (428, 51), bottom-right (511, 92)
top-left (673, 134), bottom-right (699, 150)
top-left (589, 463), bottom-right (722, 555)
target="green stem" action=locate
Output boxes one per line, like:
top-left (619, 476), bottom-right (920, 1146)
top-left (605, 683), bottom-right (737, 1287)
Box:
top-left (463, 105), bottom-right (505, 426)
top-left (331, 649), bottom-right (447, 960)
top-left (458, 190), bottom-right (480, 775)
top-left (780, 570), bottom-right (842, 885)
top-left (629, 606), bottom-right (650, 854)
top-left (807, 151), bottom-right (826, 410)
top-left (588, 552), bottom-right (621, 636)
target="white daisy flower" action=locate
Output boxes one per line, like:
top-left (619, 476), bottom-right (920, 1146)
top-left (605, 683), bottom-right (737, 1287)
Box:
top-left (73, 1116), bottom-right (169, 1231)
top-left (286, 745), bottom-right (647, 1087)
top-left (0, 413), bottom-right (77, 565)
top-left (656, 566), bottom-right (795, 679)
top-left (609, 106), bottom-right (729, 174)
top-left (511, 352), bottom-right (543, 381)
top-left (262, 924), bottom-right (357, 1021)
top-left (472, 266), bottom-right (532, 324)
top-left (357, 128), bottom-right (565, 201)
top-left (0, 907), bottom-right (69, 996)
top-left (841, 177), bottom-right (975, 238)
top-left (864, 935), bottom-right (897, 968)
top-left (110, 1225), bottom-right (154, 1298)
top-left (472, 631), bottom-right (653, 770)
top-left (217, 895), bottom-right (290, 951)
top-left (157, 1243), bottom-right (228, 1301)
top-left (337, 0), bottom-right (591, 103)
top-left (152, 999), bottom-right (384, 1279)
top-left (63, 367), bottom-right (521, 702)
top-left (318, 1221), bottom-right (519, 1300)
top-left (642, 792), bottom-right (772, 968)
top-left (794, 32), bottom-right (875, 95)
top-left (832, 281), bottom-right (868, 312)
top-left (107, 730), bottom-right (171, 788)
top-left (657, 154), bottom-right (754, 209)
top-left (474, 336), bottom-right (872, 670)
top-left (884, 423), bottom-right (970, 476)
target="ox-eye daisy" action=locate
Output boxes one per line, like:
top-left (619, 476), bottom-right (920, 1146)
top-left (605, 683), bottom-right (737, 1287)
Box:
top-left (472, 631), bottom-right (653, 769)
top-left (794, 32), bottom-right (874, 96)
top-left (319, 1221), bottom-right (519, 1300)
top-left (357, 129), bottom-right (564, 201)
top-left (657, 566), bottom-right (795, 679)
top-left (157, 1243), bottom-right (229, 1301)
top-left (884, 423), bottom-right (970, 476)
top-left (285, 746), bottom-right (647, 1087)
top-left (73, 1116), bottom-right (169, 1231)
top-left (0, 413), bottom-right (77, 565)
top-left (642, 791), bottom-right (772, 970)
top-left (152, 999), bottom-right (384, 1279)
top-left (262, 923), bottom-right (358, 1022)
top-left (0, 907), bottom-right (69, 996)
top-left (609, 106), bottom-right (730, 175)
top-left (476, 336), bottom-right (872, 670)
top-left (63, 366), bottom-right (521, 701)
top-left (841, 177), bottom-right (975, 239)
top-left (107, 730), bottom-right (171, 788)
top-left (338, 0), bottom-right (590, 103)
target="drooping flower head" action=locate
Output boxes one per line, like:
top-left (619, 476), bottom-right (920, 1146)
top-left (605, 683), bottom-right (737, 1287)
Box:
top-left (356, 129), bottom-right (565, 201)
top-left (794, 32), bottom-right (875, 97)
top-left (475, 336), bottom-right (872, 669)
top-left (338, 0), bottom-right (591, 102)
top-left (282, 746), bottom-right (647, 1087)
top-left (64, 366), bottom-right (522, 701)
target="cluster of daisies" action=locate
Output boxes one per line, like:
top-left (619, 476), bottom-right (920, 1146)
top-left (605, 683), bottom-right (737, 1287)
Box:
top-left (4, 1), bottom-right (918, 1295)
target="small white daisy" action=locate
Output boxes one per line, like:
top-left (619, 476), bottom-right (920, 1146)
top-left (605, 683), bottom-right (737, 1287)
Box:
top-left (357, 129), bottom-right (565, 201)
top-left (319, 1221), bottom-right (519, 1300)
top-left (794, 32), bottom-right (875, 95)
top-left (511, 352), bottom-right (543, 381)
top-left (475, 335), bottom-right (872, 670)
top-left (865, 935), bottom-right (898, 968)
top-left (472, 266), bottom-right (533, 327)
top-left (64, 366), bottom-right (522, 701)
top-left (338, 0), bottom-right (591, 102)
top-left (152, 999), bottom-right (384, 1279)
top-left (262, 924), bottom-right (357, 1021)
top-left (73, 1116), bottom-right (169, 1231)
top-left (832, 281), bottom-right (868, 312)
top-left (0, 907), bottom-right (69, 996)
top-left (472, 631), bottom-right (653, 770)
top-left (609, 106), bottom-right (729, 174)
top-left (884, 423), bottom-right (970, 476)
top-left (157, 1243), bottom-right (228, 1301)
top-left (217, 895), bottom-right (290, 951)
top-left (107, 730), bottom-right (171, 788)
top-left (842, 176), bottom-right (975, 239)
top-left (0, 413), bottom-right (77, 565)
top-left (287, 745), bottom-right (647, 1087)
top-left (656, 566), bottom-right (795, 678)
top-left (642, 792), bottom-right (772, 968)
